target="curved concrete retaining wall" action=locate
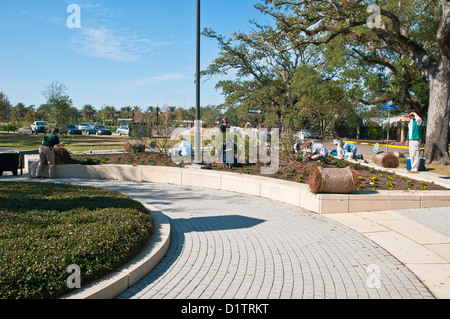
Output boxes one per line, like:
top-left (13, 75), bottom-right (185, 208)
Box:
top-left (61, 207), bottom-right (170, 299)
top-left (30, 163), bottom-right (450, 214)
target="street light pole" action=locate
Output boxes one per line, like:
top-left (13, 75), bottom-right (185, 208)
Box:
top-left (194, 0), bottom-right (202, 164)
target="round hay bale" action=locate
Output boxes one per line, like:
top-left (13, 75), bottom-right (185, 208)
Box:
top-left (373, 152), bottom-right (399, 168)
top-left (54, 147), bottom-right (79, 165)
top-left (124, 142), bottom-right (132, 153)
top-left (308, 166), bottom-right (357, 194)
top-left (308, 167), bottom-right (323, 194)
top-left (124, 142), bottom-right (145, 153)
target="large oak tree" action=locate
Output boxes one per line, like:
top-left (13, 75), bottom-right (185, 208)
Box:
top-left (257, 0), bottom-right (449, 163)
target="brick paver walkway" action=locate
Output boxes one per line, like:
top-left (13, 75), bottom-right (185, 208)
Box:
top-left (0, 177), bottom-right (435, 299)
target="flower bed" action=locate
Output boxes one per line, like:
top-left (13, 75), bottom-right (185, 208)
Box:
top-left (71, 152), bottom-right (447, 191)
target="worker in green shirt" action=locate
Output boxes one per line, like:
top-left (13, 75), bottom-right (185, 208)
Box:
top-left (36, 127), bottom-right (61, 178)
top-left (406, 112), bottom-right (423, 173)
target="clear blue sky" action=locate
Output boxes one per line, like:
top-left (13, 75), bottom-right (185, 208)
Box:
top-left (0, 0), bottom-right (269, 111)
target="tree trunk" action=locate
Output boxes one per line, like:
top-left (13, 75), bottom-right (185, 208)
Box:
top-left (425, 59), bottom-right (450, 164)
top-left (356, 119), bottom-right (362, 140)
top-left (423, 0), bottom-right (450, 164)
top-left (274, 109), bottom-right (283, 130)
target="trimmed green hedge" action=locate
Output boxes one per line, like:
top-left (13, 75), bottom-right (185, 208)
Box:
top-left (0, 182), bottom-right (153, 299)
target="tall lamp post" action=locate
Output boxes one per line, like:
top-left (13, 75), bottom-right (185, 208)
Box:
top-left (193, 0), bottom-right (202, 164)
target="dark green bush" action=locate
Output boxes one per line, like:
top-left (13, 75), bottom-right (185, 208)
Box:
top-left (366, 125), bottom-right (384, 140)
top-left (0, 123), bottom-right (18, 133)
top-left (0, 182), bottom-right (153, 299)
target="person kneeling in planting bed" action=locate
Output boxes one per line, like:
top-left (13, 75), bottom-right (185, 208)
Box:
top-left (302, 141), bottom-right (328, 161)
top-left (333, 139), bottom-right (362, 160)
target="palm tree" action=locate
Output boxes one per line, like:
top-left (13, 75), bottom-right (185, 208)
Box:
top-left (168, 106), bottom-right (177, 125)
top-left (10, 102), bottom-right (27, 122)
top-left (155, 106), bottom-right (161, 126)
top-left (146, 106), bottom-right (155, 125)
top-left (187, 106), bottom-right (196, 127)
top-left (81, 104), bottom-right (96, 122)
top-left (120, 106), bottom-right (133, 119)
top-left (99, 105), bottom-right (117, 124)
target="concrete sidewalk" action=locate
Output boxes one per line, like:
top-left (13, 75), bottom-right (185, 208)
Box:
top-left (1, 174), bottom-right (448, 299)
top-left (327, 208), bottom-right (450, 299)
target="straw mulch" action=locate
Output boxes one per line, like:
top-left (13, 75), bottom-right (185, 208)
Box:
top-left (54, 147), bottom-right (80, 165)
top-left (124, 142), bottom-right (146, 153)
top-left (373, 152), bottom-right (399, 168)
top-left (308, 166), bottom-right (358, 194)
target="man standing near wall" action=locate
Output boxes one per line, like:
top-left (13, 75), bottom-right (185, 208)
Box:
top-left (406, 112), bottom-right (423, 173)
top-left (36, 127), bottom-right (61, 179)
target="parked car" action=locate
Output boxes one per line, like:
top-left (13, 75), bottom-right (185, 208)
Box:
top-left (86, 124), bottom-right (112, 135)
top-left (78, 123), bottom-right (91, 132)
top-left (293, 130), bottom-right (321, 140)
top-left (117, 124), bottom-right (130, 136)
top-left (30, 121), bottom-right (49, 134)
top-left (61, 123), bottom-right (82, 135)
top-left (305, 130), bottom-right (320, 138)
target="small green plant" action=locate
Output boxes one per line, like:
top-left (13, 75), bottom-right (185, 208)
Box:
top-left (354, 176), bottom-right (362, 191)
top-left (296, 175), bottom-right (303, 183)
top-left (369, 176), bottom-right (378, 190)
top-left (386, 181), bottom-right (394, 190)
top-left (406, 180), bottom-right (414, 191)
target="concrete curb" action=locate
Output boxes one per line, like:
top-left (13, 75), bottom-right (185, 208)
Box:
top-left (27, 160), bottom-right (450, 214)
top-left (61, 207), bottom-right (171, 299)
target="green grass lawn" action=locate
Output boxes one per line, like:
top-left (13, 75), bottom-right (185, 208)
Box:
top-left (0, 181), bottom-right (154, 299)
top-left (0, 132), bottom-right (129, 152)
top-left (397, 157), bottom-right (450, 176)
